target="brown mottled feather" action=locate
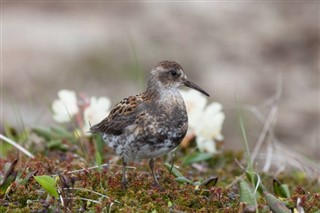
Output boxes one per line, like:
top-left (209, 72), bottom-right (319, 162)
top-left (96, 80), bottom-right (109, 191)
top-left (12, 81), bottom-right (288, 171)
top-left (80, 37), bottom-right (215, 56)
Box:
top-left (90, 93), bottom-right (150, 135)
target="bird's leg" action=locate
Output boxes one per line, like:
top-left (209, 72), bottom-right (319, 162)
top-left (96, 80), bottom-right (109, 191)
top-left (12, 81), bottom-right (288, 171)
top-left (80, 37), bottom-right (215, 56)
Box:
top-left (121, 158), bottom-right (128, 190)
top-left (149, 158), bottom-right (160, 187)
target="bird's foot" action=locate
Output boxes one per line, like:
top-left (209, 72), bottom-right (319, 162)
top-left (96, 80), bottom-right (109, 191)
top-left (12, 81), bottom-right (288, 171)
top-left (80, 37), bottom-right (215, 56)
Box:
top-left (121, 178), bottom-right (128, 190)
top-left (152, 180), bottom-right (163, 191)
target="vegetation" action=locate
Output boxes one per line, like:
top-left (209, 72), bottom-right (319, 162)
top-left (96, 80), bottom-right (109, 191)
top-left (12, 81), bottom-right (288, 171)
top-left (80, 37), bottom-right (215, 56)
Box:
top-left (1, 126), bottom-right (319, 212)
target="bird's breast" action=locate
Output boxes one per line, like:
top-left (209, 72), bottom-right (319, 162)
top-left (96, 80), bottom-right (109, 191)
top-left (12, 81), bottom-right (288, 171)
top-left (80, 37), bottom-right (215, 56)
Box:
top-left (150, 97), bottom-right (188, 145)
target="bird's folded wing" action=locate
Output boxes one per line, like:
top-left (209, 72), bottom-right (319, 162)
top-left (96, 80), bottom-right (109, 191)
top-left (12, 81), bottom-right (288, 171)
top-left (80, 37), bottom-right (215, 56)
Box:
top-left (90, 95), bottom-right (146, 135)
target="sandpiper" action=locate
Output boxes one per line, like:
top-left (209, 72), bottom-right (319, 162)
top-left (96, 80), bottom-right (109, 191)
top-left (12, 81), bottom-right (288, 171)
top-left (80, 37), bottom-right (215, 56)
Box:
top-left (90, 60), bottom-right (209, 189)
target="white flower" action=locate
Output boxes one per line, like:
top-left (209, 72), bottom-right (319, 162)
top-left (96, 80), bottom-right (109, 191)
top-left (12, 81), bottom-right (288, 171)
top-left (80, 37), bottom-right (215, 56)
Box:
top-left (52, 90), bottom-right (79, 122)
top-left (196, 136), bottom-right (217, 154)
top-left (194, 102), bottom-right (225, 153)
top-left (83, 97), bottom-right (111, 134)
top-left (180, 89), bottom-right (225, 153)
top-left (179, 89), bottom-right (207, 129)
top-left (194, 103), bottom-right (225, 141)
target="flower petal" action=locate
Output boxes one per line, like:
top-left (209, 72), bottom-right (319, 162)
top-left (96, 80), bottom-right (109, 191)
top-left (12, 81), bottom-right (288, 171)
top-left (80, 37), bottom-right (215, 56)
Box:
top-left (195, 102), bottom-right (225, 140)
top-left (83, 96), bottom-right (111, 134)
top-left (179, 89), bottom-right (207, 129)
top-left (196, 136), bottom-right (216, 153)
top-left (52, 90), bottom-right (79, 123)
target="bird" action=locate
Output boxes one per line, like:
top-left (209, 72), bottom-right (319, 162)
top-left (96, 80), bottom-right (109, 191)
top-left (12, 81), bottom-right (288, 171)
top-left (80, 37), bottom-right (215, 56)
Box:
top-left (90, 60), bottom-right (209, 189)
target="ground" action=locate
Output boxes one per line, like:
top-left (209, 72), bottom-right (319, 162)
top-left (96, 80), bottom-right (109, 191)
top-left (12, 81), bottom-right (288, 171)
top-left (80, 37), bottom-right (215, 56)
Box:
top-left (1, 130), bottom-right (319, 212)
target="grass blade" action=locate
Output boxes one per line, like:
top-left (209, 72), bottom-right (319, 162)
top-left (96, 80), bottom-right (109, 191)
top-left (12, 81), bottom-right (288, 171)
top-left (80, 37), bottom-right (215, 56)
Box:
top-left (183, 152), bottom-right (212, 165)
top-left (0, 159), bottom-right (18, 198)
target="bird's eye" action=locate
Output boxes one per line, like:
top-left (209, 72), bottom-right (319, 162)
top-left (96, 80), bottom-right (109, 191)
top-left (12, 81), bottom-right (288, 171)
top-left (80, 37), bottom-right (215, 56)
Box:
top-left (170, 70), bottom-right (177, 76)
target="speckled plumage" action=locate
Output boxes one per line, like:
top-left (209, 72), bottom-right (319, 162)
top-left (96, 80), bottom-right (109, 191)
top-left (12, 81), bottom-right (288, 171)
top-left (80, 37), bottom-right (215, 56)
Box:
top-left (90, 60), bottom-right (209, 189)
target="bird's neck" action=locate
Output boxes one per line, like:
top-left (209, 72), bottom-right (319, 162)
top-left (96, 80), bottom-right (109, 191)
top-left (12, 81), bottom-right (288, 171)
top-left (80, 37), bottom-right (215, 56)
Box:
top-left (146, 77), bottom-right (180, 102)
top-left (145, 77), bottom-right (161, 100)
top-left (144, 78), bottom-right (186, 115)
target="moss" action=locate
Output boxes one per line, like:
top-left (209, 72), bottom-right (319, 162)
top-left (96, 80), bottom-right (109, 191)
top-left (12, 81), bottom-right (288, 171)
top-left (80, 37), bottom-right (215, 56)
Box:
top-left (1, 146), bottom-right (319, 212)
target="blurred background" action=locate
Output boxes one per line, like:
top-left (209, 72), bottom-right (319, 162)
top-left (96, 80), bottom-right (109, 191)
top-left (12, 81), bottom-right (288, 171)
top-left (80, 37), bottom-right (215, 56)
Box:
top-left (2, 2), bottom-right (319, 163)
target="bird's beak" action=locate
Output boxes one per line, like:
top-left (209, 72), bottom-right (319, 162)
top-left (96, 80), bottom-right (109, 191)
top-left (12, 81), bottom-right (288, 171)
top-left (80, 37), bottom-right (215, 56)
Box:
top-left (183, 80), bottom-right (210, 97)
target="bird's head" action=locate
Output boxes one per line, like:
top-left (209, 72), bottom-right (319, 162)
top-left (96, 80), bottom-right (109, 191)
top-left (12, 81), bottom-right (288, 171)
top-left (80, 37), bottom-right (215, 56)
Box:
top-left (149, 60), bottom-right (209, 97)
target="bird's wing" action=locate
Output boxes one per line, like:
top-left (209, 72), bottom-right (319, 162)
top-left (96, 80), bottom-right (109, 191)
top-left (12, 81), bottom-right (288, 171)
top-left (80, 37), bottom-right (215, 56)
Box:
top-left (90, 94), bottom-right (147, 135)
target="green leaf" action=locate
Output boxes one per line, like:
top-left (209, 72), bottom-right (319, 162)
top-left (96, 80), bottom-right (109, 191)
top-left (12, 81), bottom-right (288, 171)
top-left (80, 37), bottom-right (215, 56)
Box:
top-left (175, 177), bottom-right (194, 185)
top-left (183, 152), bottom-right (212, 165)
top-left (33, 126), bottom-right (73, 142)
top-left (50, 126), bottom-right (73, 139)
top-left (34, 175), bottom-right (59, 198)
top-left (32, 127), bottom-right (52, 140)
top-left (282, 200), bottom-right (296, 209)
top-left (273, 179), bottom-right (290, 198)
top-left (47, 139), bottom-right (67, 151)
top-left (201, 176), bottom-right (218, 187)
top-left (4, 124), bottom-right (18, 141)
top-left (239, 179), bottom-right (256, 206)
top-left (165, 163), bottom-right (183, 178)
top-left (263, 191), bottom-right (290, 213)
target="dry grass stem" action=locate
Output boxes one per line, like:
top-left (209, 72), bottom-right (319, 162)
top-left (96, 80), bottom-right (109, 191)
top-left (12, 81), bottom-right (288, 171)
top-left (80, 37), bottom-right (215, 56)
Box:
top-left (0, 134), bottom-right (35, 158)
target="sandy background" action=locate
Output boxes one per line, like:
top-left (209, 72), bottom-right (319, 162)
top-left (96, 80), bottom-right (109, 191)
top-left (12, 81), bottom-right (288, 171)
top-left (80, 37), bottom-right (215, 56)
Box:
top-left (2, 2), bottom-right (319, 162)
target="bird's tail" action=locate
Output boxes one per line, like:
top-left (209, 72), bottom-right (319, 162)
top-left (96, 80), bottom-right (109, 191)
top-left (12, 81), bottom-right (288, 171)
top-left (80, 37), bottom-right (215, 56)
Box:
top-left (90, 124), bottom-right (101, 134)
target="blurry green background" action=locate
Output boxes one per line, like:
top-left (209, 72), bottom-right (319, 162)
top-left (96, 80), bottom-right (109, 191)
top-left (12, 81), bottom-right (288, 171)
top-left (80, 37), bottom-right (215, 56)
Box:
top-left (2, 2), bottom-right (319, 160)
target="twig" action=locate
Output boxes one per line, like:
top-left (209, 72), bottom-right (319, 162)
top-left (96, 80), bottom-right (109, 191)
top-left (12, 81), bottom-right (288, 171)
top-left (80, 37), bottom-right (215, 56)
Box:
top-left (67, 187), bottom-right (121, 204)
top-left (262, 137), bottom-right (273, 172)
top-left (68, 187), bottom-right (109, 199)
top-left (78, 197), bottom-right (101, 204)
top-left (251, 105), bottom-right (278, 162)
top-left (251, 74), bottom-right (282, 163)
top-left (225, 173), bottom-right (245, 189)
top-left (67, 163), bottom-right (135, 174)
